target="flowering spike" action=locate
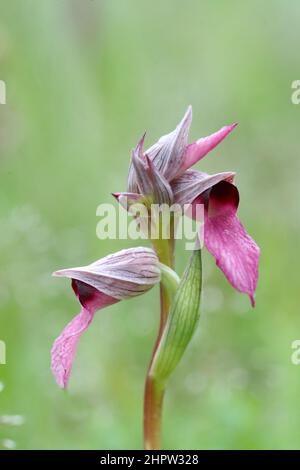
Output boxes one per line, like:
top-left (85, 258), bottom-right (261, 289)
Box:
top-left (53, 105), bottom-right (260, 450)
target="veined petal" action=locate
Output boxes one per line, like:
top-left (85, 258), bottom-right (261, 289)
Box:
top-left (180, 123), bottom-right (237, 174)
top-left (172, 169), bottom-right (235, 206)
top-left (131, 137), bottom-right (153, 197)
top-left (127, 135), bottom-right (174, 204)
top-left (127, 134), bottom-right (146, 193)
top-left (53, 247), bottom-right (161, 300)
top-left (52, 248), bottom-right (160, 388)
top-left (51, 308), bottom-right (94, 389)
top-left (51, 282), bottom-right (118, 388)
top-left (145, 105), bottom-right (192, 181)
top-left (203, 181), bottom-right (260, 306)
top-left (145, 155), bottom-right (173, 205)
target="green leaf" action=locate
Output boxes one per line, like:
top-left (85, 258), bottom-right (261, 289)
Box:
top-left (150, 249), bottom-right (202, 384)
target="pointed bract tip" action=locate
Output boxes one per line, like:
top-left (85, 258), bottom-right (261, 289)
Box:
top-left (111, 192), bottom-right (120, 200)
top-left (134, 132), bottom-right (146, 154)
top-left (182, 105), bottom-right (193, 122)
top-left (139, 132), bottom-right (146, 146)
top-left (52, 270), bottom-right (63, 277)
top-left (52, 268), bottom-right (74, 278)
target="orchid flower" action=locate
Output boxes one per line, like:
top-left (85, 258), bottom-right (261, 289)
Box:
top-left (51, 247), bottom-right (160, 388)
top-left (120, 106), bottom-right (260, 305)
top-left (127, 105), bottom-right (237, 189)
top-left (53, 105), bottom-right (260, 451)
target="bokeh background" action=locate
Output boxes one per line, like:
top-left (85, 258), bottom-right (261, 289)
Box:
top-left (1, 0), bottom-right (300, 450)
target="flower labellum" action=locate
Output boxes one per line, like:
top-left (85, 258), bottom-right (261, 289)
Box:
top-left (203, 181), bottom-right (259, 306)
top-left (172, 173), bottom-right (260, 305)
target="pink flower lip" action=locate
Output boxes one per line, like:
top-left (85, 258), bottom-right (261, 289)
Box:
top-left (51, 247), bottom-right (161, 388)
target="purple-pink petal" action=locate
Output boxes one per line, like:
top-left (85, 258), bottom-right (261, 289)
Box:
top-left (51, 248), bottom-right (160, 388)
top-left (202, 181), bottom-right (260, 306)
top-left (172, 169), bottom-right (235, 206)
top-left (127, 136), bottom-right (173, 204)
top-left (145, 155), bottom-right (173, 205)
top-left (53, 247), bottom-right (160, 300)
top-left (51, 307), bottom-right (94, 389)
top-left (51, 281), bottom-right (118, 388)
top-left (179, 123), bottom-right (237, 174)
top-left (127, 134), bottom-right (146, 193)
top-left (146, 106), bottom-right (192, 181)
top-left (131, 136), bottom-right (153, 197)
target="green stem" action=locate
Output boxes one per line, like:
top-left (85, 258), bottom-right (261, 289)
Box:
top-left (143, 217), bottom-right (175, 450)
top-left (143, 285), bottom-right (169, 450)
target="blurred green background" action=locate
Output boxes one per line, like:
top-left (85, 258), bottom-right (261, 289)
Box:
top-left (0, 0), bottom-right (300, 450)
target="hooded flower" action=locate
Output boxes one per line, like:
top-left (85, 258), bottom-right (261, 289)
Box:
top-left (51, 247), bottom-right (160, 388)
top-left (127, 105), bottom-right (237, 192)
top-left (174, 177), bottom-right (259, 306)
top-left (117, 106), bottom-right (260, 305)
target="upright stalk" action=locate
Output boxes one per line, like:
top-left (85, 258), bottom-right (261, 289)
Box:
top-left (143, 216), bottom-right (174, 450)
top-left (143, 289), bottom-right (169, 450)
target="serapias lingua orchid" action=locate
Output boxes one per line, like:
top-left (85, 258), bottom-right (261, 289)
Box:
top-left (51, 247), bottom-right (160, 388)
top-left (53, 105), bottom-right (260, 450)
top-left (118, 106), bottom-right (260, 305)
